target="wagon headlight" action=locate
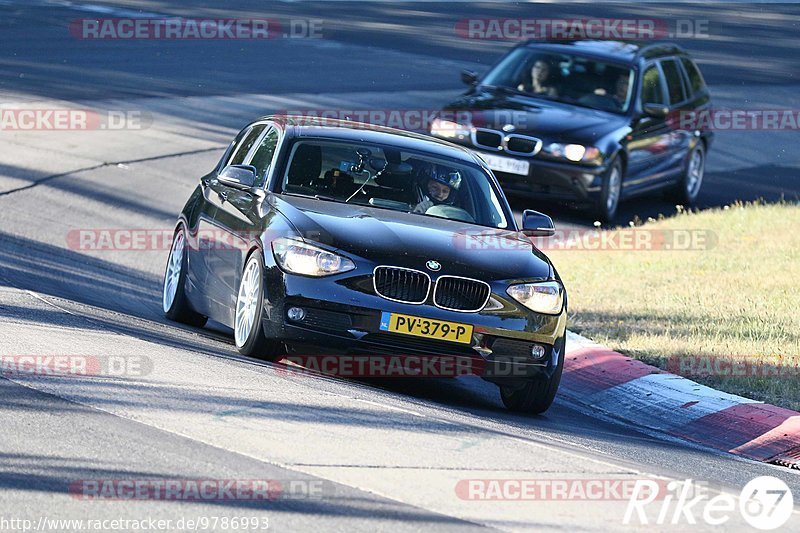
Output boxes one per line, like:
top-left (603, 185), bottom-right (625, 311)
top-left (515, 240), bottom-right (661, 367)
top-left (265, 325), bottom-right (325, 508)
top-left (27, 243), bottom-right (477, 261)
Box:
top-left (507, 281), bottom-right (564, 315)
top-left (430, 118), bottom-right (471, 140)
top-left (272, 238), bottom-right (355, 277)
top-left (545, 143), bottom-right (602, 164)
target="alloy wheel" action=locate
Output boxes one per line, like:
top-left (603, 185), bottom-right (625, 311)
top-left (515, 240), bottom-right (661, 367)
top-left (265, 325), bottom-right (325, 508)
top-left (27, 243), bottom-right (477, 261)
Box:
top-left (163, 230), bottom-right (185, 313)
top-left (235, 257), bottom-right (261, 347)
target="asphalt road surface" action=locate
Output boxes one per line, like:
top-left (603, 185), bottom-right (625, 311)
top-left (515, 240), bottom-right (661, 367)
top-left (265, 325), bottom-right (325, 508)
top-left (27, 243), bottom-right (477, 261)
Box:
top-left (1, 1), bottom-right (799, 531)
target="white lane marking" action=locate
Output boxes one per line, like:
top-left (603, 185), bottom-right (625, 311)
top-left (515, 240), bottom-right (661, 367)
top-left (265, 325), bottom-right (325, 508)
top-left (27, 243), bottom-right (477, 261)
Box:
top-left (351, 397), bottom-right (427, 417)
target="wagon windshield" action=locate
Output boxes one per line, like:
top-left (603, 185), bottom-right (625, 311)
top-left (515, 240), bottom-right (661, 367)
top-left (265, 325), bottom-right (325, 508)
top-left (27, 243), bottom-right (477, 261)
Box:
top-left (482, 48), bottom-right (635, 113)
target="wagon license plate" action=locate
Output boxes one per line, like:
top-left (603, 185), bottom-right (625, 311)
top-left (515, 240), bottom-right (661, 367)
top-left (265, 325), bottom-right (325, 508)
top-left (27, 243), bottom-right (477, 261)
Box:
top-left (479, 152), bottom-right (531, 176)
top-left (379, 312), bottom-right (473, 345)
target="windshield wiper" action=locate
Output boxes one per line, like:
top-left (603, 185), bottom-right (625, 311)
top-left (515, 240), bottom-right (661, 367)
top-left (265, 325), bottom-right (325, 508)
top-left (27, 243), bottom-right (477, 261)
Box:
top-left (283, 192), bottom-right (342, 203)
top-left (483, 84), bottom-right (564, 104)
top-left (482, 84), bottom-right (523, 96)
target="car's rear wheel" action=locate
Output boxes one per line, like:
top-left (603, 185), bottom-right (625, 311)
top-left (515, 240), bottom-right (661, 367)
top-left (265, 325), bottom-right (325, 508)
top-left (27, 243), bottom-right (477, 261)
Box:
top-left (594, 158), bottom-right (623, 223)
top-left (163, 226), bottom-right (207, 327)
top-left (499, 336), bottom-right (565, 414)
top-left (234, 252), bottom-right (282, 361)
top-left (670, 142), bottom-right (705, 205)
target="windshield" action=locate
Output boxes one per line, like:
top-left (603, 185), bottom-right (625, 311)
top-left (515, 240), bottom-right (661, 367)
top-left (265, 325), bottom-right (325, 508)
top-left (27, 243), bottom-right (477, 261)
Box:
top-left (482, 48), bottom-right (634, 114)
top-left (279, 139), bottom-right (509, 229)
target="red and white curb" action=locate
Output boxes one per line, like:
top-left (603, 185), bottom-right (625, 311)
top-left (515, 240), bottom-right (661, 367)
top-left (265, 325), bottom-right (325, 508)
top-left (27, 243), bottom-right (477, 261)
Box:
top-left (561, 331), bottom-right (800, 468)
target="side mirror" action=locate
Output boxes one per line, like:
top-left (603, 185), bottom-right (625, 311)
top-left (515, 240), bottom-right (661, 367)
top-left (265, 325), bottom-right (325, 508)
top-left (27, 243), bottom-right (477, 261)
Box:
top-left (461, 69), bottom-right (478, 86)
top-left (521, 209), bottom-right (556, 237)
top-left (643, 103), bottom-right (669, 118)
top-left (218, 164), bottom-right (257, 190)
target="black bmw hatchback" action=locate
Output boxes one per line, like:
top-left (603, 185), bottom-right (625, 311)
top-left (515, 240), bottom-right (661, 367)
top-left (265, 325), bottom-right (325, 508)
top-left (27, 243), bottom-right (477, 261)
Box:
top-left (430, 40), bottom-right (713, 221)
top-left (163, 117), bottom-right (568, 413)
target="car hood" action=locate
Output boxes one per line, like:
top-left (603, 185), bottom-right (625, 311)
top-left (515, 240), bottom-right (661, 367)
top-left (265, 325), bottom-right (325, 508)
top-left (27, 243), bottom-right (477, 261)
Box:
top-left (272, 195), bottom-right (552, 282)
top-left (446, 87), bottom-right (629, 143)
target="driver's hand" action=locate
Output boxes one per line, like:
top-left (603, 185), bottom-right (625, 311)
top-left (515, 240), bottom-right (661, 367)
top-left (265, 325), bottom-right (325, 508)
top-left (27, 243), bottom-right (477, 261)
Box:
top-left (413, 199), bottom-right (433, 214)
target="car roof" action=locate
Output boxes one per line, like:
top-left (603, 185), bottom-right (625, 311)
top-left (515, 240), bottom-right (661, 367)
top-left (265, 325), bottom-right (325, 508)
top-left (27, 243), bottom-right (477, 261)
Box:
top-left (522, 39), bottom-right (687, 64)
top-left (260, 115), bottom-right (481, 163)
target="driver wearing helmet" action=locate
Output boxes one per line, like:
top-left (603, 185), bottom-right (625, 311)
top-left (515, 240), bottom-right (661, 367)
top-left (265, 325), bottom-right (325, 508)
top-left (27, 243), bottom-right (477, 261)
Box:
top-left (412, 164), bottom-right (462, 214)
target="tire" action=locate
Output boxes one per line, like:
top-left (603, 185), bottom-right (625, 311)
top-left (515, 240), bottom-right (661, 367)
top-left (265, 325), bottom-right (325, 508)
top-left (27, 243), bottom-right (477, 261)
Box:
top-left (163, 226), bottom-right (207, 327)
top-left (499, 336), bottom-right (565, 414)
top-left (234, 251), bottom-right (282, 361)
top-left (670, 142), bottom-right (705, 206)
top-left (593, 158), bottom-right (623, 223)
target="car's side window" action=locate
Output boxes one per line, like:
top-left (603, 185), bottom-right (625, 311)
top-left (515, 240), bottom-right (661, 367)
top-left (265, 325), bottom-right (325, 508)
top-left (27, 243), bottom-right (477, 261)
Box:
top-left (218, 127), bottom-right (251, 171)
top-left (641, 65), bottom-right (665, 105)
top-left (660, 59), bottom-right (686, 105)
top-left (681, 57), bottom-right (706, 95)
top-left (227, 124), bottom-right (267, 167)
top-left (249, 127), bottom-right (280, 187)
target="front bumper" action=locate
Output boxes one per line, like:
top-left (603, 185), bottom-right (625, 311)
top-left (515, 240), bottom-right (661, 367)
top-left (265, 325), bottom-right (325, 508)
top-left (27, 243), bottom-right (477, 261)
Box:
top-left (261, 268), bottom-right (567, 385)
top-left (481, 153), bottom-right (608, 202)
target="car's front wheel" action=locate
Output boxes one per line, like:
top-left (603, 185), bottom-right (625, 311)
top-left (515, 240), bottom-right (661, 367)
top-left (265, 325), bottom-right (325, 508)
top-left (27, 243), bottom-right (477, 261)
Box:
top-left (670, 142), bottom-right (705, 205)
top-left (163, 226), bottom-right (207, 327)
top-left (499, 336), bottom-right (565, 414)
top-left (234, 252), bottom-right (282, 361)
top-left (594, 158), bottom-right (623, 223)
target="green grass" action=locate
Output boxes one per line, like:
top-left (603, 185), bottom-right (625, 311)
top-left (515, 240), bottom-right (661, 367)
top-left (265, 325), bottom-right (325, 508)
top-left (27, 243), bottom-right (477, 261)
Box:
top-left (549, 201), bottom-right (800, 410)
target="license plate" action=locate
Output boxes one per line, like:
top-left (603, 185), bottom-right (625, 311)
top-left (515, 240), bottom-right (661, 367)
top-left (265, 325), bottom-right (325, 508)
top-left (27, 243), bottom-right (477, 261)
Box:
top-left (478, 152), bottom-right (530, 176)
top-left (379, 312), bottom-right (473, 345)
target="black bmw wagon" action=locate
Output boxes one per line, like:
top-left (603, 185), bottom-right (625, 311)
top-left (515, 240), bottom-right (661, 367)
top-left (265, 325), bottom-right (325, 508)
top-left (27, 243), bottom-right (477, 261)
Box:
top-left (430, 40), bottom-right (714, 221)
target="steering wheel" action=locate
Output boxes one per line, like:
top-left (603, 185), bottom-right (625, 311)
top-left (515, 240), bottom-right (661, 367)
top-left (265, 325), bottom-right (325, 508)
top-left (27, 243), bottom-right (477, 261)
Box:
top-left (424, 204), bottom-right (475, 224)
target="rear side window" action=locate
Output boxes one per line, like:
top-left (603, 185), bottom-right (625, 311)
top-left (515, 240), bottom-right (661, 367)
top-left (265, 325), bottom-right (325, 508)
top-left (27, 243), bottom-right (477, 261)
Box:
top-left (228, 124), bottom-right (267, 166)
top-left (681, 57), bottom-right (706, 94)
top-left (660, 60), bottom-right (686, 105)
top-left (641, 65), bottom-right (665, 105)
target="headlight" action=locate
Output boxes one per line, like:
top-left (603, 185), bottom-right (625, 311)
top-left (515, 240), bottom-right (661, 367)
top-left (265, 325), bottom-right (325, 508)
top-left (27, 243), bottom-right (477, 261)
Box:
top-left (430, 118), bottom-right (471, 140)
top-left (545, 143), bottom-right (602, 164)
top-left (272, 238), bottom-right (355, 277)
top-left (507, 281), bottom-right (564, 315)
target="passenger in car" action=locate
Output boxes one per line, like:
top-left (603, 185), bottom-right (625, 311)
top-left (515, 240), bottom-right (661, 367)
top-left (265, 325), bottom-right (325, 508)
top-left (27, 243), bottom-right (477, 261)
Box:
top-left (518, 59), bottom-right (559, 97)
top-left (580, 73), bottom-right (631, 111)
top-left (611, 73), bottom-right (630, 108)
